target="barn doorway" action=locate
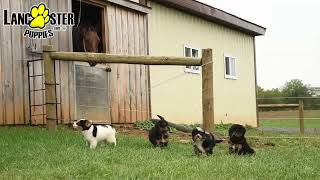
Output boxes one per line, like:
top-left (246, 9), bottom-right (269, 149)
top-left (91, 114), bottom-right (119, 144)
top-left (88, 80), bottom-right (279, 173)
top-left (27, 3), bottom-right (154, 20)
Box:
top-left (72, 1), bottom-right (111, 123)
top-left (72, 0), bottom-right (106, 53)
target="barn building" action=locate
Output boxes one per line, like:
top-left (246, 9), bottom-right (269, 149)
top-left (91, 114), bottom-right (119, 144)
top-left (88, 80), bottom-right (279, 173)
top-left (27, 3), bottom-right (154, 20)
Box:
top-left (0, 0), bottom-right (265, 126)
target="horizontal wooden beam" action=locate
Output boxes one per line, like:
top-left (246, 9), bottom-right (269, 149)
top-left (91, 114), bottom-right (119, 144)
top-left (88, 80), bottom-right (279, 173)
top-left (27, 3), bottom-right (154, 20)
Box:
top-left (49, 52), bottom-right (202, 66)
top-left (258, 104), bottom-right (299, 108)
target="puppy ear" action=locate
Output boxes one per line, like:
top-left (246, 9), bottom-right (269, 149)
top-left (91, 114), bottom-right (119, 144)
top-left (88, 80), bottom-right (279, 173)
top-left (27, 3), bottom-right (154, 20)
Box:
top-left (196, 127), bottom-right (204, 132)
top-left (157, 115), bottom-right (165, 120)
top-left (85, 120), bottom-right (92, 127)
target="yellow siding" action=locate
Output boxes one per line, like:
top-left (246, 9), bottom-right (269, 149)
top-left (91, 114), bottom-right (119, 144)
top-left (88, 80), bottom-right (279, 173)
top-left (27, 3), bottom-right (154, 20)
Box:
top-left (148, 2), bottom-right (257, 127)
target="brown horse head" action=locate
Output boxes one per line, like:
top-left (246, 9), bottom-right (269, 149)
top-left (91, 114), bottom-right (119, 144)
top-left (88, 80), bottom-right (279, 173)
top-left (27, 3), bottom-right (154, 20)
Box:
top-left (73, 25), bottom-right (100, 66)
top-left (83, 27), bottom-right (100, 53)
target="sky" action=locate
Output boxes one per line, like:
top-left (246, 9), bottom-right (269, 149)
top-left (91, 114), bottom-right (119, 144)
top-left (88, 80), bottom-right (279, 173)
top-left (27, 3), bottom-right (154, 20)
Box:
top-left (197, 0), bottom-right (320, 90)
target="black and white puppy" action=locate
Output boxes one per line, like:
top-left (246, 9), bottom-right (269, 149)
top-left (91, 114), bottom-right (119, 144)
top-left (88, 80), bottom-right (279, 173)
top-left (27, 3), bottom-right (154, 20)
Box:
top-left (149, 115), bottom-right (170, 147)
top-left (228, 124), bottom-right (255, 155)
top-left (73, 119), bottom-right (116, 149)
top-left (192, 127), bottom-right (223, 155)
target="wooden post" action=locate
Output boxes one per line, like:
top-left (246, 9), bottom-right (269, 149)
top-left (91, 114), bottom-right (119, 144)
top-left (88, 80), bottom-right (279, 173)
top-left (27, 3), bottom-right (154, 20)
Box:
top-left (43, 45), bottom-right (57, 131)
top-left (299, 99), bottom-right (304, 135)
top-left (202, 49), bottom-right (214, 131)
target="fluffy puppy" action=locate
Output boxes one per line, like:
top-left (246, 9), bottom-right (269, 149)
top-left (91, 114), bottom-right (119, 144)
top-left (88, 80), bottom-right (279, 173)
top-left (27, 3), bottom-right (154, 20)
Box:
top-left (192, 127), bottom-right (223, 155)
top-left (149, 115), bottom-right (170, 147)
top-left (73, 119), bottom-right (116, 149)
top-left (228, 124), bottom-right (255, 155)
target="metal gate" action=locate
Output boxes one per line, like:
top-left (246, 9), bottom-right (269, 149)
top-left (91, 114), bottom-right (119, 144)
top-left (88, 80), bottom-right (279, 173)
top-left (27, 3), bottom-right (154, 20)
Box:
top-left (27, 59), bottom-right (59, 125)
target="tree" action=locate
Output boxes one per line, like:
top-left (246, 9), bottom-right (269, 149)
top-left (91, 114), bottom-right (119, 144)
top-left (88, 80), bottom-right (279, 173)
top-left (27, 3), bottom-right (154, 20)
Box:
top-left (257, 86), bottom-right (282, 110)
top-left (281, 79), bottom-right (317, 108)
top-left (281, 79), bottom-right (313, 97)
top-left (257, 79), bottom-right (317, 110)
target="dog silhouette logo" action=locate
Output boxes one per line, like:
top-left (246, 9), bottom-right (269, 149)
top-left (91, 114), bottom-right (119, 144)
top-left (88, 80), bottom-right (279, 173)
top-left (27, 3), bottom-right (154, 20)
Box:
top-left (29, 3), bottom-right (50, 29)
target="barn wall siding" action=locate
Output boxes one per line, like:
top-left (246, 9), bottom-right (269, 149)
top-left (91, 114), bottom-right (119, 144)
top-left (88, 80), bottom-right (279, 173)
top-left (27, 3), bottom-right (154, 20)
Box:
top-left (0, 0), bottom-right (73, 125)
top-left (106, 3), bottom-right (150, 123)
top-left (0, 0), bottom-right (26, 125)
top-left (0, 0), bottom-right (150, 125)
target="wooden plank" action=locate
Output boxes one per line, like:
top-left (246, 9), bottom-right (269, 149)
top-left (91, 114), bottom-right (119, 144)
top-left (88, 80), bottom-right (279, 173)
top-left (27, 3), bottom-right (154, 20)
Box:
top-left (48, 0), bottom-right (62, 124)
top-left (11, 0), bottom-right (24, 124)
top-left (102, 6), bottom-right (111, 123)
top-left (121, 9), bottom-right (131, 123)
top-left (133, 13), bottom-right (142, 121)
top-left (101, 5), bottom-right (108, 53)
top-left (43, 45), bottom-right (57, 131)
top-left (107, 4), bottom-right (118, 124)
top-left (258, 104), bottom-right (299, 108)
top-left (2, 0), bottom-right (14, 125)
top-left (55, 60), bottom-right (62, 123)
top-left (144, 15), bottom-right (151, 120)
top-left (202, 49), bottom-right (214, 132)
top-left (299, 100), bottom-right (304, 135)
top-left (68, 61), bottom-right (75, 123)
top-left (139, 14), bottom-right (147, 121)
top-left (22, 0), bottom-right (30, 124)
top-left (0, 0), bottom-right (4, 125)
top-left (67, 0), bottom-right (75, 123)
top-left (40, 0), bottom-right (50, 47)
top-left (115, 6), bottom-right (123, 123)
top-left (57, 0), bottom-right (70, 123)
top-left (127, 10), bottom-right (137, 123)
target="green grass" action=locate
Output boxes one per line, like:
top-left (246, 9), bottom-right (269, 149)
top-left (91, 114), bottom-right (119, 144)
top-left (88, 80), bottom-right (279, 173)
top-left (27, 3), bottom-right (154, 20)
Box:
top-left (260, 118), bottom-right (320, 128)
top-left (1, 126), bottom-right (320, 179)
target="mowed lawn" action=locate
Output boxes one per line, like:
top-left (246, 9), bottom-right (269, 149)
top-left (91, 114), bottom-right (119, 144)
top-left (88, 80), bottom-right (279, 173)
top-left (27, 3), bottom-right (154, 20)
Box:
top-left (1, 126), bottom-right (320, 179)
top-left (260, 118), bottom-right (320, 128)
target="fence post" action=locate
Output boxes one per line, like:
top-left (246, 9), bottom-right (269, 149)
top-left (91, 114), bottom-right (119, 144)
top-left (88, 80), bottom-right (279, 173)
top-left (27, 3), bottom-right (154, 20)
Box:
top-left (299, 99), bottom-right (304, 135)
top-left (202, 49), bottom-right (214, 131)
top-left (43, 45), bottom-right (57, 131)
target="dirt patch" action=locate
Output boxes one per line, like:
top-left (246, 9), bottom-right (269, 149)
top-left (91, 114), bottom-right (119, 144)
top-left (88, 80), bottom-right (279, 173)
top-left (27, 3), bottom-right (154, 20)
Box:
top-left (117, 126), bottom-right (149, 138)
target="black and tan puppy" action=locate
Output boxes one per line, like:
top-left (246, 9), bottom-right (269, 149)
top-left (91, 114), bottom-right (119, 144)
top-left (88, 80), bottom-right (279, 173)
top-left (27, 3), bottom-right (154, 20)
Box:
top-left (149, 115), bottom-right (170, 147)
top-left (192, 127), bottom-right (223, 155)
top-left (228, 124), bottom-right (255, 155)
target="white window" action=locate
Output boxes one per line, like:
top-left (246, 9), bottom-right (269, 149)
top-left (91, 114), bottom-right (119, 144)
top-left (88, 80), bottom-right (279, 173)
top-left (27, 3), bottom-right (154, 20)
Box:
top-left (224, 55), bottom-right (237, 79)
top-left (184, 46), bottom-right (201, 74)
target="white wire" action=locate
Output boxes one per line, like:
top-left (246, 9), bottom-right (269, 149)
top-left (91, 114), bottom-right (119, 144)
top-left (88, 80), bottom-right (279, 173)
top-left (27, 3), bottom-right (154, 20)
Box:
top-left (76, 0), bottom-right (82, 27)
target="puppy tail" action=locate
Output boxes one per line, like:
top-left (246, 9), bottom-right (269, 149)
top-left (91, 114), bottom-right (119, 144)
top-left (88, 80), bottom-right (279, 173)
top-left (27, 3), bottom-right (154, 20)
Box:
top-left (157, 115), bottom-right (165, 120)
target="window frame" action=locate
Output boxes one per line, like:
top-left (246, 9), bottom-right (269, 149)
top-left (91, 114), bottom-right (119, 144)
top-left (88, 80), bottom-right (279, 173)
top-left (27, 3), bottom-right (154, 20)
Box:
top-left (183, 45), bottom-right (201, 74)
top-left (224, 54), bottom-right (238, 80)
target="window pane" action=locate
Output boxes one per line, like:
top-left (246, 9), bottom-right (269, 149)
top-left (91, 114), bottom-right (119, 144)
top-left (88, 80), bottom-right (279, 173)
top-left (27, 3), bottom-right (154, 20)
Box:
top-left (186, 65), bottom-right (191, 69)
top-left (225, 57), bottom-right (230, 75)
top-left (193, 66), bottom-right (199, 70)
top-left (230, 58), bottom-right (236, 76)
top-left (185, 47), bottom-right (191, 57)
top-left (192, 49), bottom-right (198, 58)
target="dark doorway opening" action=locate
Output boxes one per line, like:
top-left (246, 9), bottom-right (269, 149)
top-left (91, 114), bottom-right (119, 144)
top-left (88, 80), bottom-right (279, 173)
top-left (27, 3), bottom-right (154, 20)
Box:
top-left (72, 0), bottom-right (105, 53)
